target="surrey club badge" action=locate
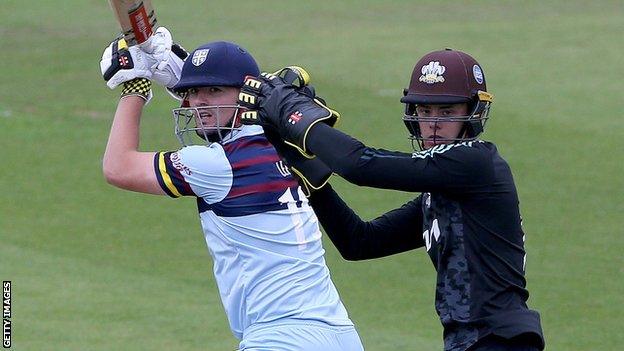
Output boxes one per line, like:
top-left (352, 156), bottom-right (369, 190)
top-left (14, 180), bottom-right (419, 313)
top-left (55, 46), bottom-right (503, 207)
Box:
top-left (473, 64), bottom-right (484, 84)
top-left (192, 49), bottom-right (210, 66)
top-left (419, 61), bottom-right (446, 84)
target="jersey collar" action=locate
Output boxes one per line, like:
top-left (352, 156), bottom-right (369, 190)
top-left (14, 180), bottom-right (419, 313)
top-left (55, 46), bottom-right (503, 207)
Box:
top-left (222, 125), bottom-right (264, 145)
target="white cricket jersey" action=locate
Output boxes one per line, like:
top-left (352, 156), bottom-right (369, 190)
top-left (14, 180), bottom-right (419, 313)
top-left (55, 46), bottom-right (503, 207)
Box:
top-left (153, 125), bottom-right (353, 339)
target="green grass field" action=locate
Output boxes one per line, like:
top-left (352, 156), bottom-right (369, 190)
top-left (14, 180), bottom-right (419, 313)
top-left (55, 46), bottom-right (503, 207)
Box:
top-left (1, 1), bottom-right (623, 349)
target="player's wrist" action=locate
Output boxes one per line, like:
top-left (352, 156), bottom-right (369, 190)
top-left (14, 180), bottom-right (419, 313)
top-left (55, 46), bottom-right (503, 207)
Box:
top-left (121, 78), bottom-right (153, 104)
top-left (290, 162), bottom-right (332, 197)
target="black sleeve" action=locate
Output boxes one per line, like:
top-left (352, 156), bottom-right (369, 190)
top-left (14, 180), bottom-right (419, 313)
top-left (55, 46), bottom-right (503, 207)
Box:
top-left (306, 123), bottom-right (495, 193)
top-left (309, 184), bottom-right (424, 261)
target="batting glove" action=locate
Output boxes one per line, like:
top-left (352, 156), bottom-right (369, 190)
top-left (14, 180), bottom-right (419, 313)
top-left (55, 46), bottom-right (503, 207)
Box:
top-left (100, 27), bottom-right (184, 89)
top-left (238, 66), bottom-right (340, 157)
top-left (264, 127), bottom-right (333, 197)
top-left (145, 28), bottom-right (188, 88)
top-left (101, 37), bottom-right (151, 89)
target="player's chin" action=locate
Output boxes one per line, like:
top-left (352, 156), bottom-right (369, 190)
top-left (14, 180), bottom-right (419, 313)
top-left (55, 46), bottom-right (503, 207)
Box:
top-left (195, 130), bottom-right (219, 141)
top-left (423, 140), bottom-right (443, 149)
top-left (423, 137), bottom-right (452, 149)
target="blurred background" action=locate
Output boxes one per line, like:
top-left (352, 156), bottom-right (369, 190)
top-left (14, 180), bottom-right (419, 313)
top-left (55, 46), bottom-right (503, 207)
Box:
top-left (1, 1), bottom-right (622, 349)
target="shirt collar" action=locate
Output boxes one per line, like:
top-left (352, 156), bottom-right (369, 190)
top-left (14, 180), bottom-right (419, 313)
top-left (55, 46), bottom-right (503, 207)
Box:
top-left (222, 125), bottom-right (264, 144)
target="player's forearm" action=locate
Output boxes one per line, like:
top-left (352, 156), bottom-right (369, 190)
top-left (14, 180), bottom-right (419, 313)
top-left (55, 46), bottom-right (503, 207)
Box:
top-left (106, 96), bottom-right (143, 151)
top-left (309, 185), bottom-right (423, 260)
top-left (309, 185), bottom-right (368, 260)
top-left (306, 123), bottom-right (491, 193)
top-left (305, 123), bottom-right (367, 183)
top-left (102, 96), bottom-right (157, 191)
top-left (306, 124), bottom-right (416, 190)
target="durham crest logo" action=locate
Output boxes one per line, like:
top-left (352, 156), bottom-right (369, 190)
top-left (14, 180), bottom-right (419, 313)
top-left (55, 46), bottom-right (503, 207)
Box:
top-left (419, 61), bottom-right (446, 84)
top-left (192, 49), bottom-right (210, 66)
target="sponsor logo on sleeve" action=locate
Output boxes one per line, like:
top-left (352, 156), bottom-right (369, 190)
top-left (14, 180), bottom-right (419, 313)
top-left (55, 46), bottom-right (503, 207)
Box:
top-left (170, 152), bottom-right (192, 176)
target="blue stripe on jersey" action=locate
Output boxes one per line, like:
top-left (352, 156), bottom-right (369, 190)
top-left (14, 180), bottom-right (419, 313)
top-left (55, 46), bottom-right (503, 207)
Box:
top-left (199, 134), bottom-right (300, 216)
top-left (197, 191), bottom-right (290, 216)
top-left (229, 159), bottom-right (285, 192)
top-left (221, 135), bottom-right (274, 164)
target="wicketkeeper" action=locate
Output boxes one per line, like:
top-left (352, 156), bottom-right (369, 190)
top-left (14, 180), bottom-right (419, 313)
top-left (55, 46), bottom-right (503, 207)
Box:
top-left (238, 49), bottom-right (545, 351)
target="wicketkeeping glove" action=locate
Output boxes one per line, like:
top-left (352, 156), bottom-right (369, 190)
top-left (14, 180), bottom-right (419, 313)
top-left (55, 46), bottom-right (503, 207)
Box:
top-left (237, 66), bottom-right (340, 157)
top-left (263, 127), bottom-right (333, 197)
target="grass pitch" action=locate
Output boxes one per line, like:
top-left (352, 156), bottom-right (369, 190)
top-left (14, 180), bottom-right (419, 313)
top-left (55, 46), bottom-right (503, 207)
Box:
top-left (1, 1), bottom-right (622, 350)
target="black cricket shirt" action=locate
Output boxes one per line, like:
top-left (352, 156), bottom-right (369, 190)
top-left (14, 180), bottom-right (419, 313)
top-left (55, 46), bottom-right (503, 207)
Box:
top-left (307, 124), bottom-right (545, 351)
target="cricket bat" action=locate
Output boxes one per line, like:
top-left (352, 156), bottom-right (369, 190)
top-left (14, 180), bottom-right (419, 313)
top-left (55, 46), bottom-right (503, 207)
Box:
top-left (107, 0), bottom-right (158, 46)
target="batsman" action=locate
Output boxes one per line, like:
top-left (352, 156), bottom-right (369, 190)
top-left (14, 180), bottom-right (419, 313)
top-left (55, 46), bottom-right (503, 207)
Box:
top-left (239, 49), bottom-right (546, 351)
top-left (99, 27), bottom-right (364, 350)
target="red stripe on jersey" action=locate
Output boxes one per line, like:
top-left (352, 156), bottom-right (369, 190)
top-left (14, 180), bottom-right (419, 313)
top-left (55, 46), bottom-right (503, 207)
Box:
top-left (230, 154), bottom-right (281, 170)
top-left (222, 136), bottom-right (271, 154)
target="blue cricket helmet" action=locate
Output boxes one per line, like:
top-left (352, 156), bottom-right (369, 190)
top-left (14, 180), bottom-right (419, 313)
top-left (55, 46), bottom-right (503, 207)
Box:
top-left (172, 41), bottom-right (259, 92)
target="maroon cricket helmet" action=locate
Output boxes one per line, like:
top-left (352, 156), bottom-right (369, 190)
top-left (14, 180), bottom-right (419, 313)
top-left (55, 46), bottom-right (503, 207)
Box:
top-left (401, 48), bottom-right (494, 150)
top-left (401, 48), bottom-right (487, 104)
